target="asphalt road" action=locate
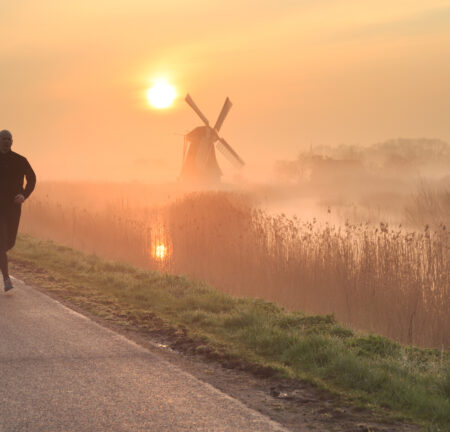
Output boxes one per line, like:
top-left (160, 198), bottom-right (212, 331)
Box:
top-left (0, 277), bottom-right (288, 432)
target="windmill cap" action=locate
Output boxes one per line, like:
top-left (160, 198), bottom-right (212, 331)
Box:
top-left (186, 126), bottom-right (212, 140)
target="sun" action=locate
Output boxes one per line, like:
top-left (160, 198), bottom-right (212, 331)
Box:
top-left (147, 79), bottom-right (177, 109)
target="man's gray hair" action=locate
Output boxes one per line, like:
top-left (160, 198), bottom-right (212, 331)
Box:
top-left (0, 130), bottom-right (12, 138)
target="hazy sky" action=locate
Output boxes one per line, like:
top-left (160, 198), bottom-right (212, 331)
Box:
top-left (1, 0), bottom-right (450, 182)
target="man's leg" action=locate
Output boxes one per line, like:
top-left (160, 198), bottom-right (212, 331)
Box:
top-left (6, 204), bottom-right (21, 251)
top-left (0, 214), bottom-right (13, 291)
top-left (2, 257), bottom-right (13, 291)
top-left (0, 249), bottom-right (8, 280)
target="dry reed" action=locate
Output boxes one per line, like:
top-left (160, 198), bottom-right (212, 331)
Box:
top-left (20, 188), bottom-right (449, 349)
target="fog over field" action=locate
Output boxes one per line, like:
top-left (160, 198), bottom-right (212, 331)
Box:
top-left (27, 137), bottom-right (450, 223)
top-left (265, 137), bottom-right (450, 226)
top-left (18, 138), bottom-right (450, 349)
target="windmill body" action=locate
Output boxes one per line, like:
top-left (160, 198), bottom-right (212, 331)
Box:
top-left (180, 95), bottom-right (244, 185)
top-left (180, 126), bottom-right (222, 184)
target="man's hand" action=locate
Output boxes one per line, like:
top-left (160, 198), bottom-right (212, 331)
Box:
top-left (14, 194), bottom-right (25, 204)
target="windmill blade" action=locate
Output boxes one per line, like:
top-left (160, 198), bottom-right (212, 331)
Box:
top-left (214, 97), bottom-right (232, 132)
top-left (185, 94), bottom-right (210, 126)
top-left (216, 137), bottom-right (245, 168)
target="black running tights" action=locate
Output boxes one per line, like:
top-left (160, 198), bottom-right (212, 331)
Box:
top-left (0, 250), bottom-right (8, 280)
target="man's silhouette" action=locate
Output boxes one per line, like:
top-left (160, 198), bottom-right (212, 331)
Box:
top-left (0, 130), bottom-right (36, 291)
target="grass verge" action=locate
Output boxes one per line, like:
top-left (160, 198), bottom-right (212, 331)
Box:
top-left (9, 234), bottom-right (450, 431)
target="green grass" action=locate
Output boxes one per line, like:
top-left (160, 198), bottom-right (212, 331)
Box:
top-left (10, 234), bottom-right (450, 431)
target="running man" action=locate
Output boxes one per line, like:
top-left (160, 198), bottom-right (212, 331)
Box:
top-left (0, 130), bottom-right (36, 291)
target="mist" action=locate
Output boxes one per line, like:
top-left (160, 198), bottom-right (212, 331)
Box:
top-left (263, 137), bottom-right (450, 227)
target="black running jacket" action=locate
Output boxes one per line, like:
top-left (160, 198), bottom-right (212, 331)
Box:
top-left (0, 151), bottom-right (36, 207)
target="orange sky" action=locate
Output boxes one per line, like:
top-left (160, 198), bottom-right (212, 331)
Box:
top-left (1, 0), bottom-right (450, 182)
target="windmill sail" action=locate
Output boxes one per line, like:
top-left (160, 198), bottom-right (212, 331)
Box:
top-left (185, 94), bottom-right (210, 126)
top-left (216, 138), bottom-right (245, 168)
top-left (214, 98), bottom-right (232, 132)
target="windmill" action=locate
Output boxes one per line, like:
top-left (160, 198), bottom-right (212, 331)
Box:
top-left (180, 94), bottom-right (245, 184)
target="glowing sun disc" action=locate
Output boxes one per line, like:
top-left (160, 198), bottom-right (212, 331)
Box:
top-left (147, 80), bottom-right (176, 109)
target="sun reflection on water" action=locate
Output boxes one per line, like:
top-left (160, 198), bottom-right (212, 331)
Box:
top-left (154, 243), bottom-right (168, 260)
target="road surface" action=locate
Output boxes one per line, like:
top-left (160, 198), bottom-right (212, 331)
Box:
top-left (0, 277), bottom-right (288, 432)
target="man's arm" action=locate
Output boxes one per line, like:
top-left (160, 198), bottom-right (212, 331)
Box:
top-left (22, 158), bottom-right (36, 199)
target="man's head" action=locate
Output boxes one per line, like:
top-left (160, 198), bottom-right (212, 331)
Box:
top-left (0, 130), bottom-right (12, 154)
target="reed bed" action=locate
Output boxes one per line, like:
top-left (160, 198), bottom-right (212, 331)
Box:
top-left (20, 190), bottom-right (449, 349)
